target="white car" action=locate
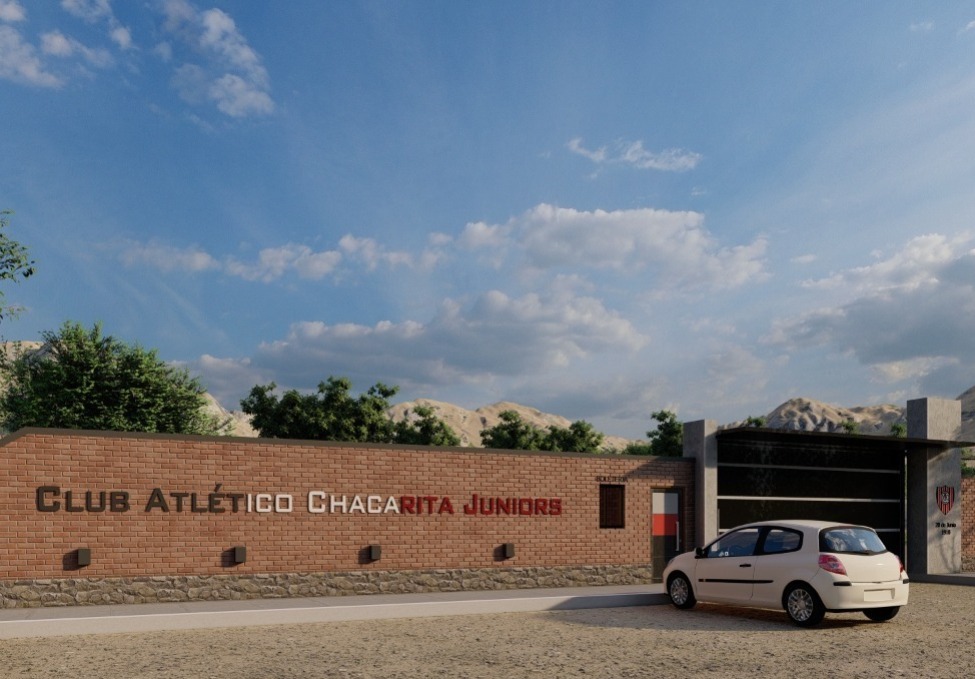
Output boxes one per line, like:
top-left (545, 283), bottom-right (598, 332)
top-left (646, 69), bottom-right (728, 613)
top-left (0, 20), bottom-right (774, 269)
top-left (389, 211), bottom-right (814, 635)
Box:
top-left (662, 520), bottom-right (909, 626)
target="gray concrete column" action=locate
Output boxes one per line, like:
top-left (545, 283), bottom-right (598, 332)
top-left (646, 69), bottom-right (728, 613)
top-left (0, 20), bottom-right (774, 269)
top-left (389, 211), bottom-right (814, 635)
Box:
top-left (683, 419), bottom-right (718, 548)
top-left (906, 398), bottom-right (962, 575)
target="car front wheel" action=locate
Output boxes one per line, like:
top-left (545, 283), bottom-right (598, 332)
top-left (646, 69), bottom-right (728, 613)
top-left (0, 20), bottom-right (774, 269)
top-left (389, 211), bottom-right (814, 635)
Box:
top-left (667, 572), bottom-right (696, 609)
top-left (863, 606), bottom-right (900, 622)
top-left (784, 583), bottom-right (825, 627)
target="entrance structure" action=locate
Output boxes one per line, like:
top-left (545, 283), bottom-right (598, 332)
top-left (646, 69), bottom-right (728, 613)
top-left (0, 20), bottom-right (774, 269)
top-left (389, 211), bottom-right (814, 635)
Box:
top-left (684, 397), bottom-right (967, 576)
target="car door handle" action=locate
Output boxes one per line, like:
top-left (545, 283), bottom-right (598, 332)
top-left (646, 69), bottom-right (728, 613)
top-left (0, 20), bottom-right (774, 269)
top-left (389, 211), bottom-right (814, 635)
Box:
top-left (739, 563), bottom-right (752, 568)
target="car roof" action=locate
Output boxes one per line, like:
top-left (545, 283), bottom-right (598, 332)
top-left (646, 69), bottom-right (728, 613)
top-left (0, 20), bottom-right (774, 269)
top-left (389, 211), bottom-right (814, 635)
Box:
top-left (729, 519), bottom-right (867, 531)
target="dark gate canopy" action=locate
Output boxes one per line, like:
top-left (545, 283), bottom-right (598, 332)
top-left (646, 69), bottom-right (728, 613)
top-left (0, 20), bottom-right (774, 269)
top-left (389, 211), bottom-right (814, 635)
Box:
top-left (714, 427), bottom-right (970, 556)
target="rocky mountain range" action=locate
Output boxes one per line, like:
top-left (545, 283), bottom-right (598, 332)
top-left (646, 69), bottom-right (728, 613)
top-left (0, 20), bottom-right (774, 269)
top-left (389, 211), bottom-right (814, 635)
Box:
top-left (5, 339), bottom-right (974, 446)
top-left (214, 389), bottom-right (975, 448)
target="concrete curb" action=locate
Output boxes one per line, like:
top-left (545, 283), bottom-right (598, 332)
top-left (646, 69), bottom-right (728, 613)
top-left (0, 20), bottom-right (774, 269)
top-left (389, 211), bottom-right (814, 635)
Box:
top-left (0, 585), bottom-right (669, 639)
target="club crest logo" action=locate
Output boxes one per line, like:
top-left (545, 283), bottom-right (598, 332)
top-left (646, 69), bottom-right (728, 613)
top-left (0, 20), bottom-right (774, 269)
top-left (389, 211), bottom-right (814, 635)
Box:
top-left (936, 485), bottom-right (955, 515)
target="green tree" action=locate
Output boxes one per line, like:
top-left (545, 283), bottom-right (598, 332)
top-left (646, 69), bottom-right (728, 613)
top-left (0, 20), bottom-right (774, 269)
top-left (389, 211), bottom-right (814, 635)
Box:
top-left (0, 210), bottom-right (36, 323)
top-left (480, 410), bottom-right (606, 453)
top-left (890, 422), bottom-right (907, 438)
top-left (241, 376), bottom-right (399, 442)
top-left (621, 441), bottom-right (653, 455)
top-left (646, 409), bottom-right (683, 457)
top-left (544, 420), bottom-right (605, 453)
top-left (743, 415), bottom-right (767, 428)
top-left (0, 321), bottom-right (224, 435)
top-left (480, 410), bottom-right (546, 450)
top-left (839, 419), bottom-right (860, 434)
top-left (393, 404), bottom-right (461, 446)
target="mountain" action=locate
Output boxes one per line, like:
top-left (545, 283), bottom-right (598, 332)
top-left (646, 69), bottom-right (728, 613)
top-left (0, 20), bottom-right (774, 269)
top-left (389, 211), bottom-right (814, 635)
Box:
top-left (757, 398), bottom-right (906, 435)
top-left (5, 340), bottom-right (974, 444)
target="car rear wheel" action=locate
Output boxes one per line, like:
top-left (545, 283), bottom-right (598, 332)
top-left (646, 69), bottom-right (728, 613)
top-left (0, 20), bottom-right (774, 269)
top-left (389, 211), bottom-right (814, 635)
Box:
top-left (863, 606), bottom-right (900, 622)
top-left (667, 572), bottom-right (696, 609)
top-left (784, 583), bottom-right (825, 627)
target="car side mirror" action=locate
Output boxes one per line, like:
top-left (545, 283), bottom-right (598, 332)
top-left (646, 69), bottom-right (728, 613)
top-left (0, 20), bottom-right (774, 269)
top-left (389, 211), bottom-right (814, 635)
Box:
top-left (695, 547), bottom-right (706, 559)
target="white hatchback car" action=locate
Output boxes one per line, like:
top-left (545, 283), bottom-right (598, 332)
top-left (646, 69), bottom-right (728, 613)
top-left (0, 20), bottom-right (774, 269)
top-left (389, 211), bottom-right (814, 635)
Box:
top-left (662, 520), bottom-right (909, 626)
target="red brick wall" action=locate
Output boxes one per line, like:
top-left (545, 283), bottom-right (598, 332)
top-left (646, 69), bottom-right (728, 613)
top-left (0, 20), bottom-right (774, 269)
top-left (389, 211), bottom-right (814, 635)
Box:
top-left (0, 429), bottom-right (695, 580)
top-left (963, 476), bottom-right (975, 563)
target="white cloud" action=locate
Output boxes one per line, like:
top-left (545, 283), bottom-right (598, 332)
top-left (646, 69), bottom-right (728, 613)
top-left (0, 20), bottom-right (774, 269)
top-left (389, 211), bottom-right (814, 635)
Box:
top-left (800, 233), bottom-right (967, 295)
top-left (119, 241), bottom-right (219, 273)
top-left (910, 21), bottom-right (934, 33)
top-left (208, 72), bottom-right (274, 117)
top-left (40, 31), bottom-right (72, 57)
top-left (61, 0), bottom-right (112, 22)
top-left (338, 234), bottom-right (437, 271)
top-left (160, 1), bottom-right (273, 118)
top-left (0, 25), bottom-right (62, 87)
top-left (224, 244), bottom-right (342, 282)
top-left (567, 137), bottom-right (702, 172)
top-left (153, 41), bottom-right (172, 62)
top-left (502, 204), bottom-right (767, 291)
top-left (870, 356), bottom-right (958, 384)
top-left (41, 30), bottom-right (113, 68)
top-left (109, 25), bottom-right (131, 50)
top-left (61, 0), bottom-right (133, 51)
top-left (766, 234), bottom-right (975, 396)
top-left (0, 1), bottom-right (25, 22)
top-left (243, 290), bottom-right (648, 393)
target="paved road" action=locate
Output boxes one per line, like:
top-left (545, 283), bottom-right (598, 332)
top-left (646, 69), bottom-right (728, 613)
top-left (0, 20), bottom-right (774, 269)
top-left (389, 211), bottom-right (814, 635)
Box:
top-left (0, 582), bottom-right (972, 678)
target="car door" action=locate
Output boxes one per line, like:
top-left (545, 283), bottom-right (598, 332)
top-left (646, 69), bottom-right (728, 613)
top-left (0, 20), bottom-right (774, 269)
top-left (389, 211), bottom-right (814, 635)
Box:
top-left (751, 526), bottom-right (804, 606)
top-left (694, 527), bottom-right (761, 603)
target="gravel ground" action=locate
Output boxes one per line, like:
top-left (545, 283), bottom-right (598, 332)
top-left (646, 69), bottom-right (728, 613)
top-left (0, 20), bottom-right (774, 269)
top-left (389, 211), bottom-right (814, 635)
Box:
top-left (0, 583), bottom-right (971, 678)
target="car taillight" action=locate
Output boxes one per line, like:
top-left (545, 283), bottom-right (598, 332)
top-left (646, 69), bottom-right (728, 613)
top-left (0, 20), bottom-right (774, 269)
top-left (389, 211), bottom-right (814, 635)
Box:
top-left (818, 553), bottom-right (847, 576)
top-left (895, 554), bottom-right (905, 575)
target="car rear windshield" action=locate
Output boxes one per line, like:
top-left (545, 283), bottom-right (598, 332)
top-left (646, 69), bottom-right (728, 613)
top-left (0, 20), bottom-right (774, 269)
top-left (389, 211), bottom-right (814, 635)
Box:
top-left (819, 526), bottom-right (887, 555)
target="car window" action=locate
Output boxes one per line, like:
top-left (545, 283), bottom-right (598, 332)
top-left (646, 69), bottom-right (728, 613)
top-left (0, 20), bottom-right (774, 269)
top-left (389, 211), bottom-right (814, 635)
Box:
top-left (705, 528), bottom-right (760, 558)
top-left (760, 528), bottom-right (802, 555)
top-left (819, 526), bottom-right (886, 554)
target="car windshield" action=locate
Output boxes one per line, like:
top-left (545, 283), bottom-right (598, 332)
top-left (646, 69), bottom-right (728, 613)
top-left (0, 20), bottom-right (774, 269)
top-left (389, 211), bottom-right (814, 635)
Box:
top-left (819, 526), bottom-right (886, 554)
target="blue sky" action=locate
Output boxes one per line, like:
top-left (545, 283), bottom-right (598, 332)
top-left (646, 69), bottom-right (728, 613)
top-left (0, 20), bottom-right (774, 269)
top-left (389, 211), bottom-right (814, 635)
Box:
top-left (3, 1), bottom-right (975, 439)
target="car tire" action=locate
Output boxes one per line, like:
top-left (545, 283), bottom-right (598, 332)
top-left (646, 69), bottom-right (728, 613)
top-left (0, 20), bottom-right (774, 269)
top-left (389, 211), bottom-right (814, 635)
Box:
top-left (784, 583), bottom-right (826, 627)
top-left (667, 572), bottom-right (696, 609)
top-left (863, 606), bottom-right (900, 622)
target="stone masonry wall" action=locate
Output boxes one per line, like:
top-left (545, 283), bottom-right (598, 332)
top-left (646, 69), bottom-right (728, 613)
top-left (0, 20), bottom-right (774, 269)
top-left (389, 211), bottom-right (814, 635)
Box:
top-left (0, 564), bottom-right (655, 608)
top-left (963, 476), bottom-right (975, 571)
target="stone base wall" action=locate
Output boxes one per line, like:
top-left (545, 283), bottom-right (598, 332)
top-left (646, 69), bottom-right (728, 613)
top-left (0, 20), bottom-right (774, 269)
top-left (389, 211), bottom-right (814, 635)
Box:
top-left (0, 565), bottom-right (656, 609)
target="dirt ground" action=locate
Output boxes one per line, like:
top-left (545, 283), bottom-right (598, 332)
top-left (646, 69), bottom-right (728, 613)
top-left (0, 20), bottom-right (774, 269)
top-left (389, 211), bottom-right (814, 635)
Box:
top-left (0, 583), bottom-right (971, 678)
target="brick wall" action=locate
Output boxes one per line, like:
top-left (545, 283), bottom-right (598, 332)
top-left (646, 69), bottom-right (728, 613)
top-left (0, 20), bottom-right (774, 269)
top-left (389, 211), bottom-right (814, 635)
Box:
top-left (0, 429), bottom-right (695, 583)
top-left (964, 476), bottom-right (975, 569)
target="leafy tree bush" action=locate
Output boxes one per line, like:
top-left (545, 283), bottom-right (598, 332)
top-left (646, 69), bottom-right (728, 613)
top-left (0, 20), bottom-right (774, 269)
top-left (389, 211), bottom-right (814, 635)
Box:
top-left (241, 377), bottom-right (461, 446)
top-left (241, 376), bottom-right (398, 442)
top-left (624, 410), bottom-right (684, 456)
top-left (480, 410), bottom-right (546, 450)
top-left (393, 404), bottom-right (461, 446)
top-left (544, 419), bottom-right (605, 453)
top-left (0, 210), bottom-right (36, 323)
top-left (479, 410), bottom-right (605, 453)
top-left (0, 321), bottom-right (224, 435)
top-left (646, 409), bottom-right (684, 456)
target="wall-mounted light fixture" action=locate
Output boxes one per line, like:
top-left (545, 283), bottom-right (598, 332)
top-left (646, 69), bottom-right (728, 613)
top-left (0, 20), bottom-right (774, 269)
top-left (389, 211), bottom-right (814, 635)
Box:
top-left (77, 547), bottom-right (91, 567)
top-left (502, 543), bottom-right (515, 559)
top-left (367, 544), bottom-right (382, 561)
top-left (232, 546), bottom-right (247, 564)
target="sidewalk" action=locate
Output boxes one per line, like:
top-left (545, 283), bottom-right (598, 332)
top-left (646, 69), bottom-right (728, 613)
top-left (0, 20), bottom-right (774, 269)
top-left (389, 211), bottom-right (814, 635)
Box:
top-left (0, 584), bottom-right (668, 639)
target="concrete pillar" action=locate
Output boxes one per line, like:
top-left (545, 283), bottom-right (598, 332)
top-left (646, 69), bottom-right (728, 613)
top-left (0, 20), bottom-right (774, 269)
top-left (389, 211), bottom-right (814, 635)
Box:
top-left (683, 419), bottom-right (718, 548)
top-left (906, 398), bottom-right (962, 575)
